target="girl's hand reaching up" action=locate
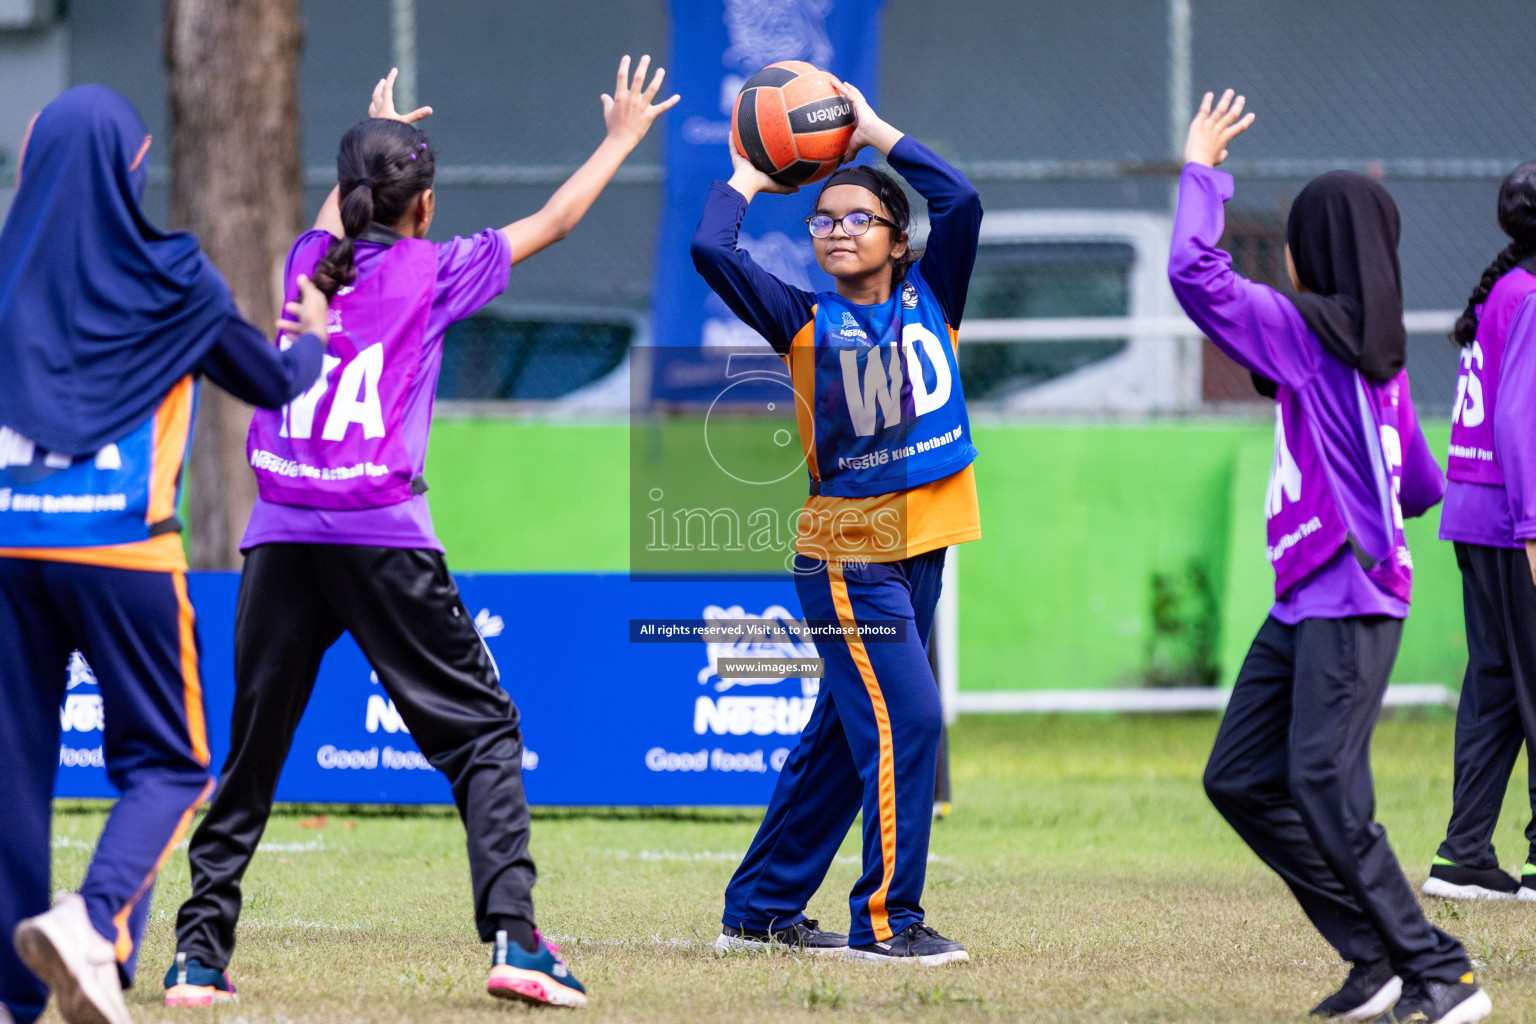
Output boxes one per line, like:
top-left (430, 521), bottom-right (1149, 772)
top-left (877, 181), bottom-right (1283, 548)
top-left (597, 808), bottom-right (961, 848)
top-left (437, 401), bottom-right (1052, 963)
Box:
top-left (369, 67), bottom-right (433, 124)
top-left (1184, 89), bottom-right (1254, 168)
top-left (602, 55), bottom-right (680, 150)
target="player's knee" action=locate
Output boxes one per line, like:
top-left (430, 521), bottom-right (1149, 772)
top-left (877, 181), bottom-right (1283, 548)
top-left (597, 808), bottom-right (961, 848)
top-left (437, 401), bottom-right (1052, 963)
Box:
top-left (1203, 763), bottom-right (1254, 811)
top-left (1285, 750), bottom-right (1340, 803)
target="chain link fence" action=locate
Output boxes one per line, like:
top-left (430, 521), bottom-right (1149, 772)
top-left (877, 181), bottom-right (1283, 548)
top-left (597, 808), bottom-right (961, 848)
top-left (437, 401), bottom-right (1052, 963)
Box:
top-left (405, 0), bottom-right (1536, 414)
top-left (55, 0), bottom-right (1535, 414)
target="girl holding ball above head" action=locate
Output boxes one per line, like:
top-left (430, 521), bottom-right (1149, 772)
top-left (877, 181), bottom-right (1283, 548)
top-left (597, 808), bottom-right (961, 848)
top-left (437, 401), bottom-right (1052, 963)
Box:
top-left (691, 81), bottom-right (982, 964)
top-left (1170, 91), bottom-right (1489, 1024)
top-left (162, 60), bottom-right (677, 1012)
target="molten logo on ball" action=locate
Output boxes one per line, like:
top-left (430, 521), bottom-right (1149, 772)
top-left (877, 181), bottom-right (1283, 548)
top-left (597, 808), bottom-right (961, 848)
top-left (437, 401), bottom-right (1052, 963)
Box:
top-left (731, 61), bottom-right (856, 187)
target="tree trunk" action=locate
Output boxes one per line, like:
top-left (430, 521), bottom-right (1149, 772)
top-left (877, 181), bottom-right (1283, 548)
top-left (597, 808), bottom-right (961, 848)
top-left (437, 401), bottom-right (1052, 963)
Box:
top-left (165, 0), bottom-right (303, 569)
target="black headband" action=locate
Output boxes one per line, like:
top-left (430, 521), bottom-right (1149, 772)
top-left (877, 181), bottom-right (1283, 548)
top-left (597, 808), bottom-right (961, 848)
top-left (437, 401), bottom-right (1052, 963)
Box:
top-left (820, 164), bottom-right (888, 197)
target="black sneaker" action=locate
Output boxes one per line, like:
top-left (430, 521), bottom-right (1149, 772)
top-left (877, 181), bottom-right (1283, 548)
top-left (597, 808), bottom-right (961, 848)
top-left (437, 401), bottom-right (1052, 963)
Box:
top-left (1369, 975), bottom-right (1490, 1024)
top-left (1520, 861), bottom-right (1536, 902)
top-left (714, 919), bottom-right (848, 957)
top-left (1310, 958), bottom-right (1401, 1021)
top-left (847, 922), bottom-right (968, 966)
top-left (1421, 858), bottom-right (1520, 900)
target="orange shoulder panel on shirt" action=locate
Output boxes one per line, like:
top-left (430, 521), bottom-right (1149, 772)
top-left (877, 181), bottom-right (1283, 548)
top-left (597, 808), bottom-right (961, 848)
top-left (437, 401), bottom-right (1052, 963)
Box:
top-left (788, 314), bottom-right (820, 484)
top-left (0, 376), bottom-right (194, 573)
top-left (147, 376), bottom-right (194, 524)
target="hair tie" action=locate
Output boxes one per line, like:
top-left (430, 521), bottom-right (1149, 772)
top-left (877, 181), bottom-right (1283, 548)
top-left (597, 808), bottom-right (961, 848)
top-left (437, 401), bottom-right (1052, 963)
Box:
top-left (356, 176), bottom-right (374, 189)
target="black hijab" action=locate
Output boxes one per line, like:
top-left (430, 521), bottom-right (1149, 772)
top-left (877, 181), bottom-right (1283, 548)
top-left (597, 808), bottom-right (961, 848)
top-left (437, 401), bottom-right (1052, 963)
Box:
top-left (1252, 170), bottom-right (1405, 397)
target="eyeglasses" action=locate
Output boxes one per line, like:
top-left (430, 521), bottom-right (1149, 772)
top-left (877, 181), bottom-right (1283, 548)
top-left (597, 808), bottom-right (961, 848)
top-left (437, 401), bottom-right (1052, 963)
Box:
top-left (804, 211), bottom-right (897, 238)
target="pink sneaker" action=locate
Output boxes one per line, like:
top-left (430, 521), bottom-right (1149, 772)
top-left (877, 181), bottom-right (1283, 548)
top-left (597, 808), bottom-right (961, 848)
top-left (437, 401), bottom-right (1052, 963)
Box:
top-left (486, 930), bottom-right (587, 1009)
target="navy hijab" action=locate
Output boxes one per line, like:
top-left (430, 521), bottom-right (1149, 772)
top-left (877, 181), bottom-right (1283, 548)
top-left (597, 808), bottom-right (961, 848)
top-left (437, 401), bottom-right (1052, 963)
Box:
top-left (0, 84), bottom-right (232, 455)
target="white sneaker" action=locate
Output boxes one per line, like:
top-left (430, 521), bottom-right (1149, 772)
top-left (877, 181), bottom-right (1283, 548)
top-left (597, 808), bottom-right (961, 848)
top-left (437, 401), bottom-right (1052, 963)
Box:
top-left (13, 894), bottom-right (132, 1024)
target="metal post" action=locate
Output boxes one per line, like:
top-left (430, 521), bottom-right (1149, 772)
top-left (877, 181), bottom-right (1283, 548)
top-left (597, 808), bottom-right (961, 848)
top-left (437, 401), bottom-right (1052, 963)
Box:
top-left (1168, 0), bottom-right (1196, 407)
top-left (391, 0), bottom-right (417, 115)
top-left (1168, 0), bottom-right (1192, 179)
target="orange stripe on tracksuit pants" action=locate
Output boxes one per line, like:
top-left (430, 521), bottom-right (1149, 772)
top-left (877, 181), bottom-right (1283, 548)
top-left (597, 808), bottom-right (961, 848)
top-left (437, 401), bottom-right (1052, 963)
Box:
top-left (720, 550), bottom-right (946, 946)
top-left (0, 559), bottom-right (213, 1022)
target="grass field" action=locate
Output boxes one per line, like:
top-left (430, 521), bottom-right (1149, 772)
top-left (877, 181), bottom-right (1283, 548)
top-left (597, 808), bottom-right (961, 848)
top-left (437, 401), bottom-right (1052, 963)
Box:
top-left (46, 713), bottom-right (1536, 1023)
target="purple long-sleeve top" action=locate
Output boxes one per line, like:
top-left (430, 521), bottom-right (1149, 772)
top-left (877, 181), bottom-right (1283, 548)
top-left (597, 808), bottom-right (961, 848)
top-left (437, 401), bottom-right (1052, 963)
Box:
top-left (1493, 294), bottom-right (1536, 542)
top-left (1169, 163), bottom-right (1444, 621)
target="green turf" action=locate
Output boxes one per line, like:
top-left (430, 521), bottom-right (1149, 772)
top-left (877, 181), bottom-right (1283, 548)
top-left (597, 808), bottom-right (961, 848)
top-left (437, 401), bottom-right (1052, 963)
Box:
top-left (47, 712), bottom-right (1535, 1022)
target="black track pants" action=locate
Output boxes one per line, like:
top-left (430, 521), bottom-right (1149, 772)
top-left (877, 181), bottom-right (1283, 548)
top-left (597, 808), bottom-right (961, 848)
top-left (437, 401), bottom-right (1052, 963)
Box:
top-left (1205, 615), bottom-right (1469, 984)
top-left (1437, 542), bottom-right (1536, 870)
top-left (173, 544), bottom-right (534, 971)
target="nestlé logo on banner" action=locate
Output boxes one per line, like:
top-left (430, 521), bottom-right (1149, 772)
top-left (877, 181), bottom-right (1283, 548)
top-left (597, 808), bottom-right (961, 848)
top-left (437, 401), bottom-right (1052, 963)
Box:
top-left (58, 651), bottom-right (105, 769)
top-left (645, 604), bottom-right (818, 777)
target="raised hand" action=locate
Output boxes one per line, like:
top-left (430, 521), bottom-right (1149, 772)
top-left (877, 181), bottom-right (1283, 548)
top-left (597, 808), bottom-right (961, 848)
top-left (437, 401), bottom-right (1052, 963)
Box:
top-left (835, 80), bottom-right (902, 161)
top-left (1184, 89), bottom-right (1254, 168)
top-left (601, 54), bottom-right (680, 150)
top-left (728, 139), bottom-right (798, 198)
top-left (275, 275), bottom-right (331, 344)
top-left (369, 67), bottom-right (433, 124)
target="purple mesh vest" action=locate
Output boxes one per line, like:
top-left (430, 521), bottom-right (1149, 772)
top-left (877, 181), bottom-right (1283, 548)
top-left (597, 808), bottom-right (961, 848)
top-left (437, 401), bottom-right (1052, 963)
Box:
top-left (1447, 264), bottom-right (1536, 486)
top-left (246, 237), bottom-right (436, 510)
top-left (1269, 370), bottom-right (1417, 604)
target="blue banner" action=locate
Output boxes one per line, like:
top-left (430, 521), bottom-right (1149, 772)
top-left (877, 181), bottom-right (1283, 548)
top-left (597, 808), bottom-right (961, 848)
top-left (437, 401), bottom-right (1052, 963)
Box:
top-left (55, 573), bottom-right (826, 806)
top-left (648, 0), bottom-right (885, 403)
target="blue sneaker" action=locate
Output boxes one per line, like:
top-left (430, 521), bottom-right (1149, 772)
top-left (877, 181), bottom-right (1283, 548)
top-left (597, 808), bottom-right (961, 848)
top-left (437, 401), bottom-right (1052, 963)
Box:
top-left (486, 930), bottom-right (587, 1008)
top-left (163, 952), bottom-right (237, 1007)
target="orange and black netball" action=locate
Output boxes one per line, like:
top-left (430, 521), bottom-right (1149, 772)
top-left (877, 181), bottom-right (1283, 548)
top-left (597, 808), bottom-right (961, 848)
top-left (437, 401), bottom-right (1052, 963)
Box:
top-left (731, 61), bottom-right (855, 187)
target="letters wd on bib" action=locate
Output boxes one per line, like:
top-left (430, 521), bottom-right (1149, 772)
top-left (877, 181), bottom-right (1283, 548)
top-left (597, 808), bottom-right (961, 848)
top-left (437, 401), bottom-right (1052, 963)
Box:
top-left (647, 0), bottom-right (884, 403)
top-left (55, 574), bottom-right (827, 806)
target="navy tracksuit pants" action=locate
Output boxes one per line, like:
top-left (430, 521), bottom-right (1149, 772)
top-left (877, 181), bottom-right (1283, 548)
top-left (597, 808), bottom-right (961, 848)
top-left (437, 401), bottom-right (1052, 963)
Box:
top-left (723, 549), bottom-right (945, 946)
top-left (0, 558), bottom-right (213, 1024)
top-left (1205, 615), bottom-right (1469, 985)
top-left (1437, 542), bottom-right (1536, 871)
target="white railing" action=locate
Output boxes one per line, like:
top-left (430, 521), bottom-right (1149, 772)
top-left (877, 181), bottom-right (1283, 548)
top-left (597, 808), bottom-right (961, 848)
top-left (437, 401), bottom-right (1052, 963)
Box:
top-left (958, 310), bottom-right (1460, 344)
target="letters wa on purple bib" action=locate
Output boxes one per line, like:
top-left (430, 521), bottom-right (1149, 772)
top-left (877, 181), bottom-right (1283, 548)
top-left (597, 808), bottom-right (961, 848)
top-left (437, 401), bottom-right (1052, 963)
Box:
top-left (247, 237), bottom-right (436, 511)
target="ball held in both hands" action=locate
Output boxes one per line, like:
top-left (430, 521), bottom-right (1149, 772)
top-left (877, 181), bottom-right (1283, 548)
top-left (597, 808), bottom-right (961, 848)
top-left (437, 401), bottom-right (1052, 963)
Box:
top-left (731, 61), bottom-right (856, 188)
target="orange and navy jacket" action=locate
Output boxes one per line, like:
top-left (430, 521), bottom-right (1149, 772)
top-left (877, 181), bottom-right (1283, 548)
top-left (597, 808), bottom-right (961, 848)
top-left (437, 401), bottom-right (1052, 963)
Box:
top-left (0, 317), bottom-right (323, 571)
top-left (690, 135), bottom-right (983, 563)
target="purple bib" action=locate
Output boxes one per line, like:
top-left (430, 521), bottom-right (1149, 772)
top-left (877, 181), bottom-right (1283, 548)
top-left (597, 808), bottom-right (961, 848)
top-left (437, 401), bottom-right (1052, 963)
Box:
top-left (1268, 370), bottom-right (1416, 603)
top-left (1447, 266), bottom-right (1536, 486)
top-left (1266, 394), bottom-right (1349, 598)
top-left (247, 237), bottom-right (436, 510)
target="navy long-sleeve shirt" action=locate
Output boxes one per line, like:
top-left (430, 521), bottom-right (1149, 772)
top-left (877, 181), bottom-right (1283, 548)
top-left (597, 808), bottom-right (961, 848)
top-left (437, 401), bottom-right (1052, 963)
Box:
top-left (197, 310), bottom-right (324, 409)
top-left (690, 134), bottom-right (983, 354)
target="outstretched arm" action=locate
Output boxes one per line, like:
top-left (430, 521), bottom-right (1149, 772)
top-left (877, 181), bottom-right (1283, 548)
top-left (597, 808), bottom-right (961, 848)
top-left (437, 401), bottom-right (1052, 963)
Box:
top-left (836, 82), bottom-right (982, 327)
top-left (313, 68), bottom-right (435, 237)
top-left (689, 146), bottom-right (815, 356)
top-left (1167, 90), bottom-right (1319, 389)
top-left (500, 55), bottom-right (679, 265)
top-left (200, 276), bottom-right (330, 409)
